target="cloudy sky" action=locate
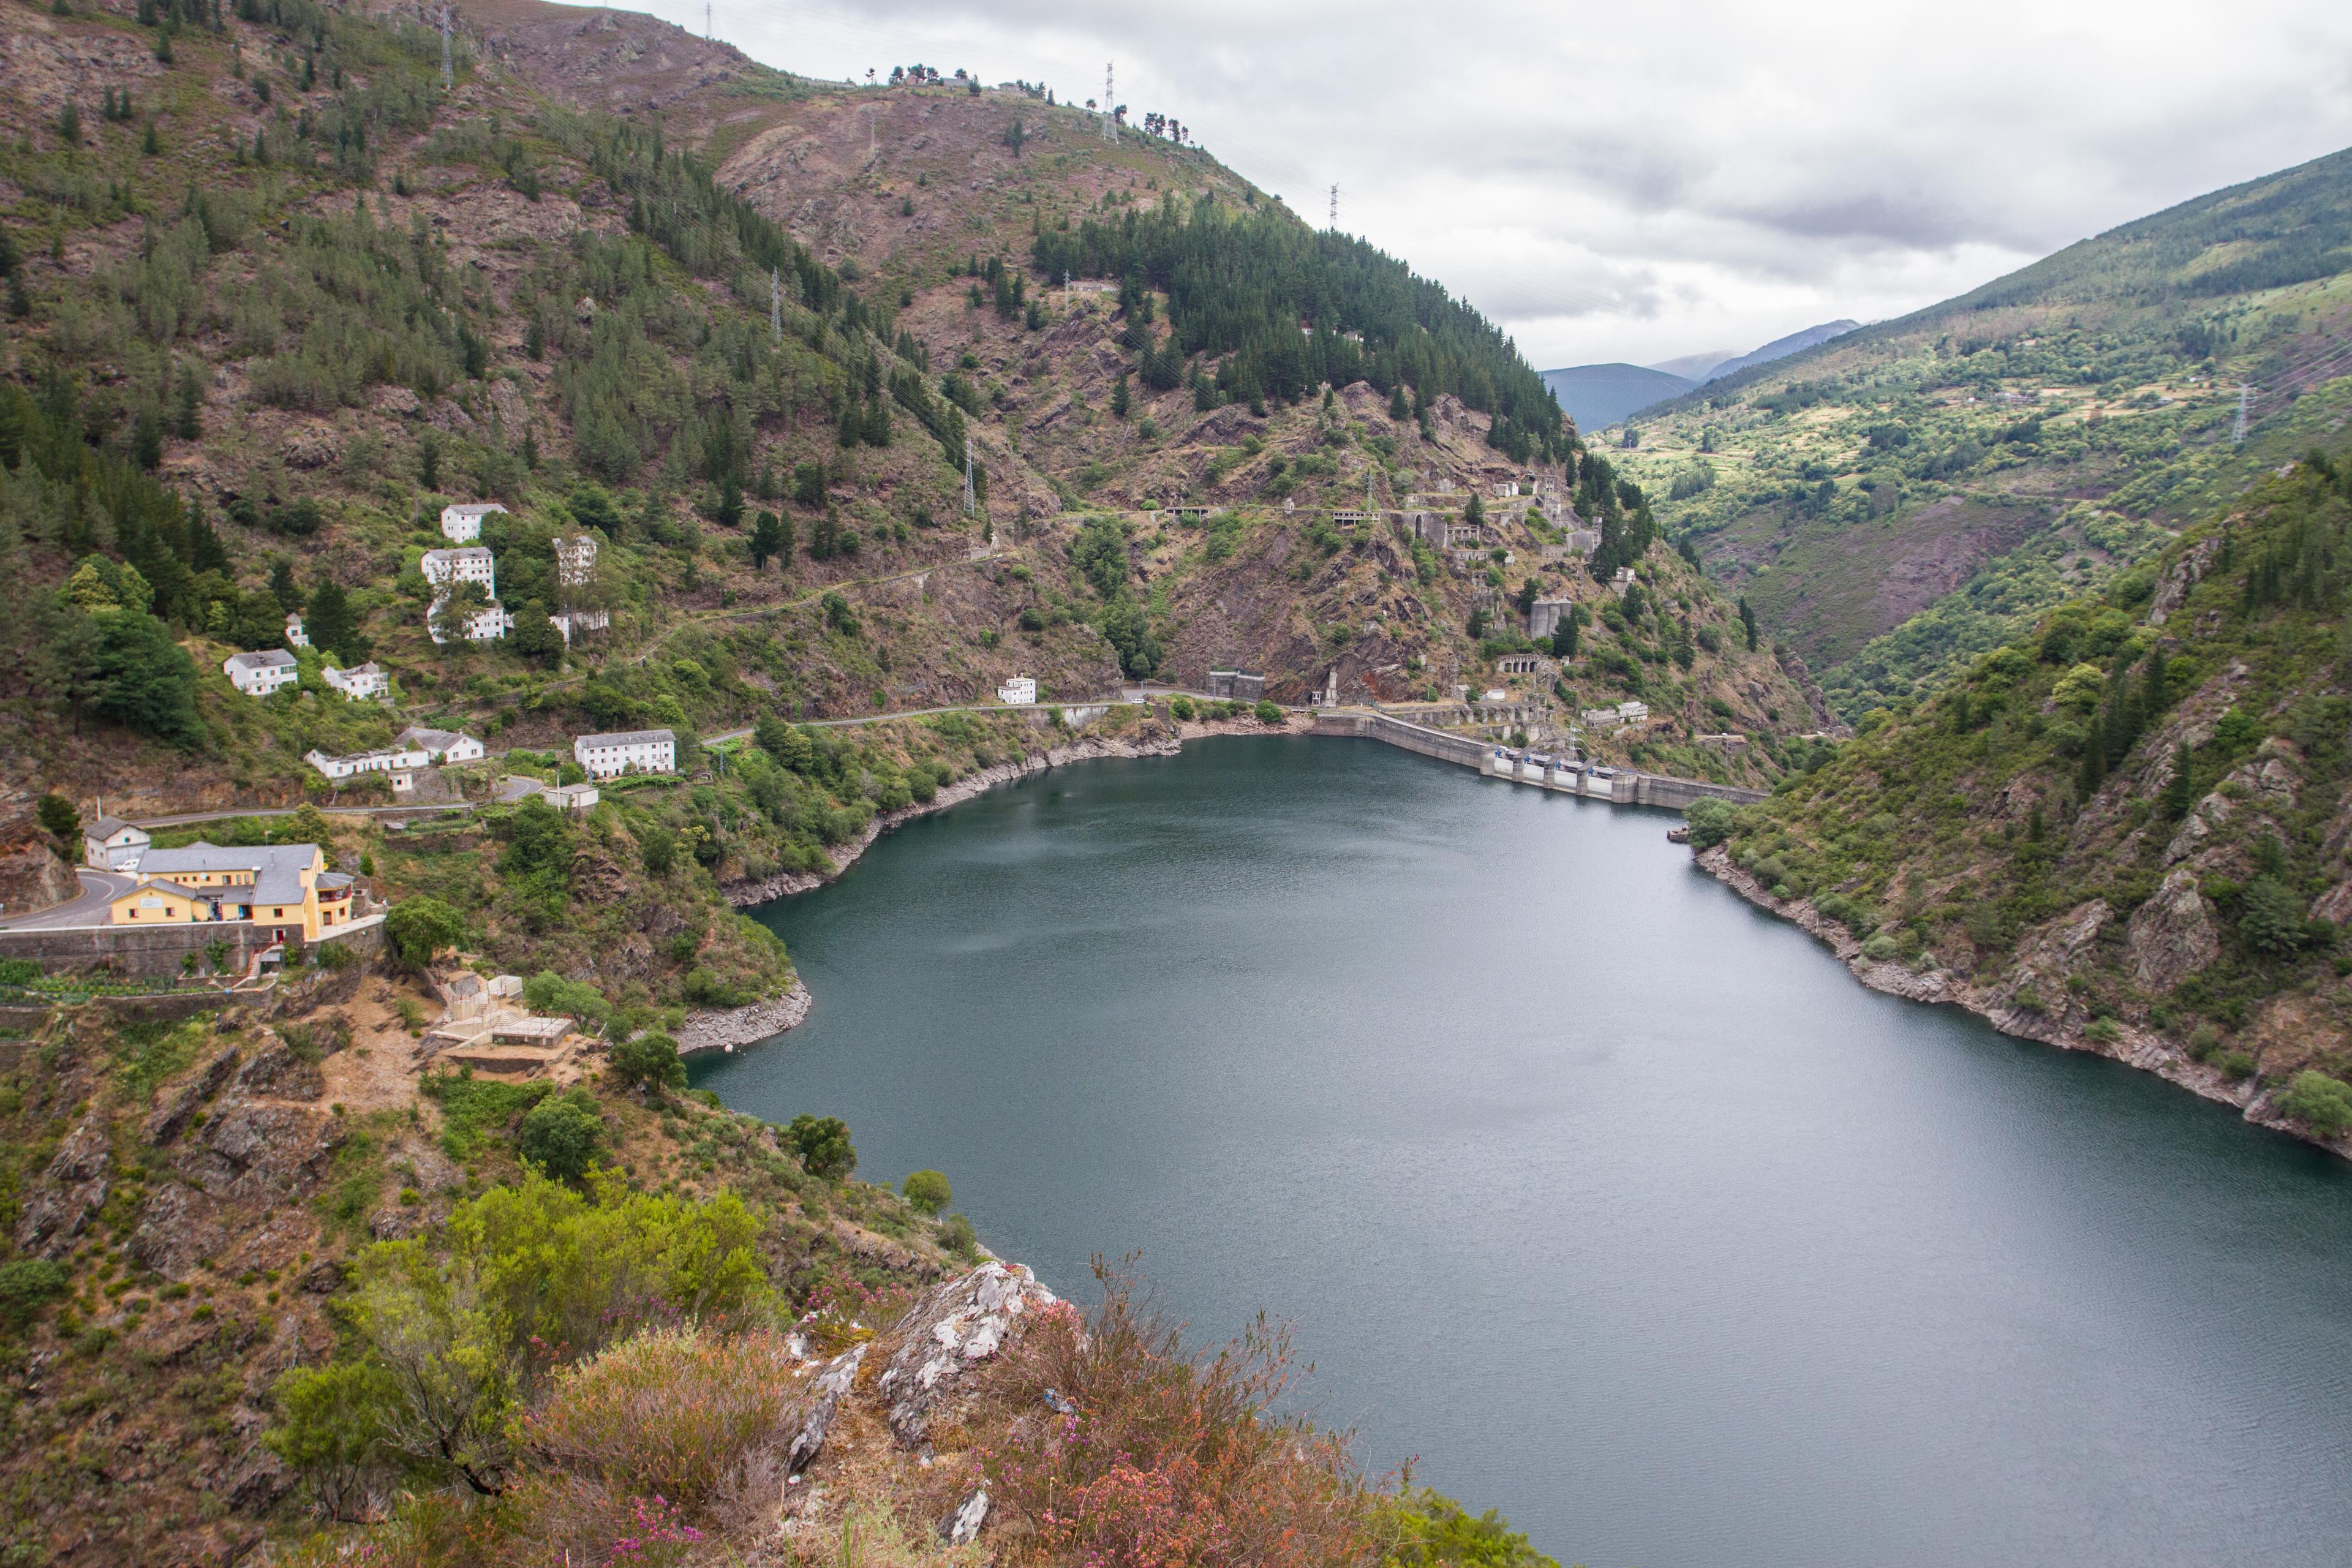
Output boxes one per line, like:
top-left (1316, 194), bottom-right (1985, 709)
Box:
top-left (601, 0), bottom-right (2352, 372)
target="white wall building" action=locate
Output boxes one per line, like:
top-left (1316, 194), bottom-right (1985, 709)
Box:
top-left (573, 728), bottom-right (677, 778)
top-left (440, 502), bottom-right (507, 542)
top-left (550, 609), bottom-right (610, 646)
top-left (428, 596), bottom-right (512, 643)
top-left (554, 532), bottom-right (598, 588)
top-left (322, 662), bottom-right (390, 701)
top-left (420, 547), bottom-right (497, 596)
top-left (284, 612), bottom-right (309, 648)
top-left (306, 741), bottom-right (431, 781)
top-left (224, 649), bottom-right (300, 696)
top-left (83, 816), bottom-right (151, 871)
top-left (998, 676), bottom-right (1037, 706)
top-left (398, 726), bottom-right (486, 764)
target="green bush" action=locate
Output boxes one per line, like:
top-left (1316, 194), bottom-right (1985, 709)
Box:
top-left (385, 896), bottom-right (466, 970)
top-left (1860, 932), bottom-right (1901, 962)
top-left (609, 1031), bottom-right (687, 1094)
top-left (2277, 1070), bottom-right (2352, 1139)
top-left (516, 1088), bottom-right (605, 1180)
top-left (1254, 699), bottom-right (1282, 725)
top-left (0, 1259), bottom-right (69, 1332)
top-left (901, 1169), bottom-right (951, 1215)
top-left (1681, 796), bottom-right (1739, 850)
top-left (787, 1113), bottom-right (856, 1180)
top-left (1378, 1487), bottom-right (1559, 1568)
top-left (1169, 695), bottom-right (1196, 720)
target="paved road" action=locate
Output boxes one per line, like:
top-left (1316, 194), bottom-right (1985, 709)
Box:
top-left (130, 802), bottom-right (479, 829)
top-left (0, 869), bottom-right (135, 931)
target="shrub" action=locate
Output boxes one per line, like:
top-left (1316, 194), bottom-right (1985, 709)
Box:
top-left (263, 1360), bottom-right (398, 1520)
top-left (2084, 1018), bottom-right (2123, 1044)
top-left (525, 1325), bottom-right (800, 1510)
top-left (516, 1088), bottom-right (605, 1180)
top-left (901, 1169), bottom-right (951, 1215)
top-left (524, 970), bottom-right (612, 1029)
top-left (787, 1114), bottom-right (856, 1180)
top-left (987, 1261), bottom-right (1374, 1568)
top-left (0, 1259), bottom-right (68, 1332)
top-left (1253, 699), bottom-right (1282, 725)
top-left (1860, 932), bottom-right (1901, 962)
top-left (1378, 1488), bottom-right (1557, 1568)
top-left (610, 1031), bottom-right (687, 1094)
top-left (1681, 796), bottom-right (1739, 851)
top-left (1170, 695), bottom-right (1196, 720)
top-left (2277, 1070), bottom-right (2352, 1139)
top-left (385, 896), bottom-right (464, 970)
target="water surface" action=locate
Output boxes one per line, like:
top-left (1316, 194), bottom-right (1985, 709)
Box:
top-left (696, 736), bottom-right (2352, 1568)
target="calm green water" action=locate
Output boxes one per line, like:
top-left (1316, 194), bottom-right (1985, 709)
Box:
top-left (697, 737), bottom-right (2352, 1568)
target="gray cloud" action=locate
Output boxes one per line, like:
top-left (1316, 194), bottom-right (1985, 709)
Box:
top-left (612, 0), bottom-right (2352, 367)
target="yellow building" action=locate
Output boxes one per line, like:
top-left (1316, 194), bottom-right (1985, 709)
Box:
top-left (108, 842), bottom-right (355, 942)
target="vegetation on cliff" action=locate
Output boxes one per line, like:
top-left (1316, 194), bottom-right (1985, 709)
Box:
top-left (1689, 442), bottom-right (2352, 1147)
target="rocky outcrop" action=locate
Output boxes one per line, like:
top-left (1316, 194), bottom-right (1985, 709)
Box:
top-left (143, 1048), bottom-right (241, 1145)
top-left (877, 1262), bottom-right (1058, 1449)
top-left (674, 984), bottom-right (810, 1057)
top-left (2126, 869), bottom-right (2221, 990)
top-left (17, 1115), bottom-right (111, 1258)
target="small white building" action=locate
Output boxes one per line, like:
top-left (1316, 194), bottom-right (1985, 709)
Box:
top-left (1491, 480), bottom-right (1522, 499)
top-left (998, 676), bottom-right (1038, 706)
top-left (306, 741), bottom-right (431, 781)
top-left (428, 595), bottom-right (512, 644)
top-left (440, 502), bottom-right (507, 542)
top-left (420, 547), bottom-right (497, 596)
top-left (1482, 688), bottom-right (1510, 703)
top-left (554, 532), bottom-right (599, 588)
top-left (83, 816), bottom-right (151, 871)
top-left (550, 609), bottom-right (610, 646)
top-left (224, 649), bottom-right (300, 696)
top-left (322, 662), bottom-right (390, 701)
top-left (1616, 700), bottom-right (1650, 723)
top-left (398, 726), bottom-right (486, 764)
top-left (573, 728), bottom-right (677, 778)
top-left (284, 612), bottom-right (309, 649)
top-left (1610, 567), bottom-right (1638, 597)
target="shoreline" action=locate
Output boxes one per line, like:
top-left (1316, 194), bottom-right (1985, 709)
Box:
top-left (1694, 842), bottom-right (2352, 1159)
top-left (678, 717), bottom-right (1304, 1054)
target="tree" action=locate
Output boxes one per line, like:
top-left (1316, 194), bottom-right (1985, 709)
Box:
top-left (1738, 597), bottom-right (1759, 652)
top-left (902, 1169), bottom-right (952, 1215)
top-left (36, 793), bottom-right (80, 851)
top-left (1389, 385), bottom-right (1409, 421)
top-left (1109, 373), bottom-right (1131, 418)
top-left (788, 1114), bottom-right (856, 1180)
top-left (749, 510), bottom-right (786, 571)
top-left (638, 824), bottom-right (677, 876)
top-left (2277, 1071), bottom-right (2352, 1139)
top-left (516, 1089), bottom-right (605, 1181)
top-left (90, 611), bottom-right (203, 747)
top-left (57, 97), bottom-right (80, 146)
top-left (2238, 875), bottom-right (2310, 955)
top-left (385, 896), bottom-right (464, 970)
top-left (1254, 698), bottom-right (1283, 725)
top-left (1550, 608), bottom-right (1580, 659)
top-left (610, 1031), bottom-right (687, 1095)
top-left (418, 431), bottom-right (440, 489)
top-left (510, 601), bottom-right (563, 666)
top-left (269, 557), bottom-right (301, 611)
top-left (2161, 744), bottom-right (2196, 820)
top-left (263, 1361), bottom-right (397, 1521)
top-left (305, 580), bottom-right (365, 663)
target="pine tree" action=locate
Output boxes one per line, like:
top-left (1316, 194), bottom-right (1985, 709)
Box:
top-left (1738, 597), bottom-right (1759, 652)
top-left (1110, 374), bottom-right (1131, 419)
top-left (57, 98), bottom-right (80, 147)
top-left (2162, 744), bottom-right (2196, 820)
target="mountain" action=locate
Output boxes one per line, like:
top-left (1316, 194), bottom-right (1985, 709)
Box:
top-left (1697, 319), bottom-right (1860, 382)
top-left (1686, 450), bottom-right (2352, 1158)
top-left (0, 0), bottom-right (1821, 1558)
top-left (1649, 348), bottom-right (1736, 382)
top-left (1539, 361), bottom-right (1695, 429)
top-left (1616, 145), bottom-right (2352, 720)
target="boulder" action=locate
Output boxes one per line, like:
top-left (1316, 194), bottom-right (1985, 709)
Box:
top-left (145, 1049), bottom-right (241, 1145)
top-left (2126, 869), bottom-right (2222, 990)
top-left (877, 1262), bottom-right (1058, 1448)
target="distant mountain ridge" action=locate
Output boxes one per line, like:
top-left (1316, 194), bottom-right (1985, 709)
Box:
top-left (1542, 319), bottom-right (1863, 429)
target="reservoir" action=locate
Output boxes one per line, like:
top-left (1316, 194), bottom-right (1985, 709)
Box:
top-left (696, 735), bottom-right (2352, 1568)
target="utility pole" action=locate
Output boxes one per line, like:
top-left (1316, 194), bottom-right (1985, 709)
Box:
top-left (704, 2), bottom-right (711, 39)
top-left (439, 5), bottom-right (452, 90)
top-left (2233, 383), bottom-right (2250, 446)
top-left (962, 437), bottom-right (978, 518)
top-left (1102, 63), bottom-right (1115, 141)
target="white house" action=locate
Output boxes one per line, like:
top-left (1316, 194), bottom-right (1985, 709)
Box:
top-left (322, 662), bottom-right (390, 701)
top-left (224, 649), bottom-right (300, 696)
top-left (998, 676), bottom-right (1037, 706)
top-left (83, 816), bottom-right (151, 871)
top-left (420, 547), bottom-right (497, 595)
top-left (284, 612), bottom-right (309, 649)
top-left (440, 502), bottom-right (507, 542)
top-left (573, 728), bottom-right (677, 778)
top-left (398, 726), bottom-right (486, 764)
top-left (554, 532), bottom-right (598, 588)
top-left (306, 741), bottom-right (431, 781)
top-left (428, 595), bottom-right (513, 644)
top-left (1610, 567), bottom-right (1638, 597)
top-left (550, 609), bottom-right (610, 646)
top-left (1616, 700), bottom-right (1650, 723)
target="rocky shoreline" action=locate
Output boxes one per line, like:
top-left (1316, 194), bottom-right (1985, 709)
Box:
top-left (676, 724), bottom-right (1200, 1055)
top-left (1694, 842), bottom-right (2351, 1158)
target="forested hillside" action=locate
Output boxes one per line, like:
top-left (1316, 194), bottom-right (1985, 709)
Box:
top-left (1613, 146), bottom-right (2352, 721)
top-left (1687, 442), bottom-right (2352, 1155)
